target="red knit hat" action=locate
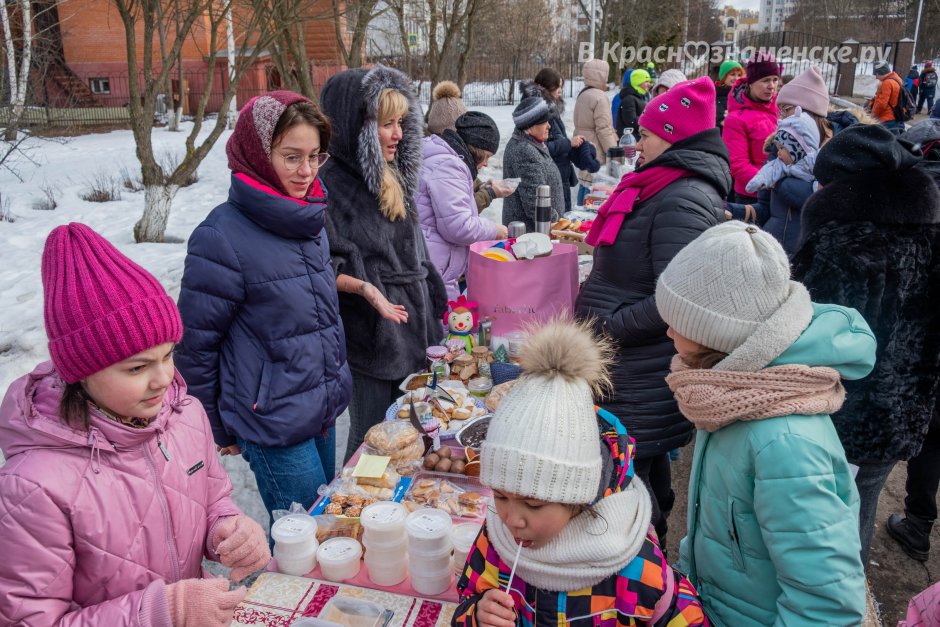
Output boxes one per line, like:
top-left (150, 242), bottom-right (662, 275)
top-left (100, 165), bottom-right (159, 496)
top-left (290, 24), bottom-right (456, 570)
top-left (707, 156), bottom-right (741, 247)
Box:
top-left (638, 76), bottom-right (717, 143)
top-left (746, 51), bottom-right (782, 84)
top-left (41, 223), bottom-right (183, 383)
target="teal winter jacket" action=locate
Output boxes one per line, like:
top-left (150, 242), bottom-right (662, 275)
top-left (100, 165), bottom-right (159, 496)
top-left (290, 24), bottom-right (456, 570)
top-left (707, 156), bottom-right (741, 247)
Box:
top-left (679, 303), bottom-right (877, 626)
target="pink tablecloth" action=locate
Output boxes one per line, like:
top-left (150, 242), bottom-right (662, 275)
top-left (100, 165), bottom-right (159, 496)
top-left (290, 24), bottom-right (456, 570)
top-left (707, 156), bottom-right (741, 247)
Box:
top-left (232, 572), bottom-right (456, 626)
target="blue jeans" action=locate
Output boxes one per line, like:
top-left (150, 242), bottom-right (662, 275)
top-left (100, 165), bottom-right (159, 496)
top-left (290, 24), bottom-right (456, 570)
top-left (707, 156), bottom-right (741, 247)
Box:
top-left (576, 184), bottom-right (590, 206)
top-left (854, 459), bottom-right (897, 567)
top-left (237, 428), bottom-right (336, 533)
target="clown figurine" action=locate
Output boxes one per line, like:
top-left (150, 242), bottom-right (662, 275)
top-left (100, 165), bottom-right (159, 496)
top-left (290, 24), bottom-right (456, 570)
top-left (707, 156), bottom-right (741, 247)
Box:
top-left (444, 296), bottom-right (478, 353)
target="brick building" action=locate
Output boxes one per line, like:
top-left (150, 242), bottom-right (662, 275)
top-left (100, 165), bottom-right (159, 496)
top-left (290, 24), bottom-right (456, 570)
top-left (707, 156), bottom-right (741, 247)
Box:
top-left (32, 0), bottom-right (350, 112)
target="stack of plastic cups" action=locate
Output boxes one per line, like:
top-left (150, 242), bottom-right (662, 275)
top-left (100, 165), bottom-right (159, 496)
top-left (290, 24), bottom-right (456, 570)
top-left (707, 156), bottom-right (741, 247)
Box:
top-left (450, 522), bottom-right (480, 579)
top-left (360, 502), bottom-right (409, 586)
top-left (271, 514), bottom-right (319, 576)
top-left (406, 508), bottom-right (454, 596)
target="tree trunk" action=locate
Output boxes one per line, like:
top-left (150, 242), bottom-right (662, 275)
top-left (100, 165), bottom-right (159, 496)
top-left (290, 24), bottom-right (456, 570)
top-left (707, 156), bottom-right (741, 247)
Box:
top-left (134, 184), bottom-right (180, 242)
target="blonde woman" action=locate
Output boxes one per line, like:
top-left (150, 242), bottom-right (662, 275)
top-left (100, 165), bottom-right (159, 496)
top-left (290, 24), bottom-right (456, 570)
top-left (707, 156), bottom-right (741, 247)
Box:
top-left (319, 65), bottom-right (447, 461)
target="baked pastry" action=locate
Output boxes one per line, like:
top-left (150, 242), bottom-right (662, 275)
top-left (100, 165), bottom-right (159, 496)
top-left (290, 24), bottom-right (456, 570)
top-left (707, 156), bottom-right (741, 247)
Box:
top-left (459, 492), bottom-right (483, 507)
top-left (345, 494), bottom-right (366, 507)
top-left (365, 422), bottom-right (420, 452)
top-left (324, 502), bottom-right (344, 515)
top-left (344, 505), bottom-right (363, 517)
top-left (356, 468), bottom-right (400, 490)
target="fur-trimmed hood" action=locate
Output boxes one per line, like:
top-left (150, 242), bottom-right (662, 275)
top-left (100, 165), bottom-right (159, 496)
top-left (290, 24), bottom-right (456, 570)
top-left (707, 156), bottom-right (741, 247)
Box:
top-left (800, 167), bottom-right (940, 245)
top-left (319, 65), bottom-right (424, 207)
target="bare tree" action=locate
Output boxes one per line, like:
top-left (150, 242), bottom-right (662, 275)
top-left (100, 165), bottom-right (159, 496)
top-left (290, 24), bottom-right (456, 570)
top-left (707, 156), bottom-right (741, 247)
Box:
top-left (112, 0), bottom-right (295, 242)
top-left (332, 0), bottom-right (386, 68)
top-left (1, 0), bottom-right (31, 141)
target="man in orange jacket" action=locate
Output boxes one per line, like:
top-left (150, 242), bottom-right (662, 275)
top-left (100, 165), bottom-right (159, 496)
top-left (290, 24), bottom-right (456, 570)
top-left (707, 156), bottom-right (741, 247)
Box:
top-left (869, 61), bottom-right (905, 130)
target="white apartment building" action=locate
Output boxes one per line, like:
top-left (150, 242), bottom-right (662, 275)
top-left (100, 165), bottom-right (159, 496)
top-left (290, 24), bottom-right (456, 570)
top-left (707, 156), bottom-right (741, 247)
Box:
top-left (758, 0), bottom-right (798, 32)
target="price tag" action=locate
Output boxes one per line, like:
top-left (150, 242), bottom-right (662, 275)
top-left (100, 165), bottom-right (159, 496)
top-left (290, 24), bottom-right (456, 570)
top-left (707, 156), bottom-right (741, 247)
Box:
top-left (351, 454), bottom-right (391, 479)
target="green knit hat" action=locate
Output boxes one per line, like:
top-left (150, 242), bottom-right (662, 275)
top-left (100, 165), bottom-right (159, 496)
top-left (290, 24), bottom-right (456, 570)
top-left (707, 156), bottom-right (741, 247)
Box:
top-left (719, 60), bottom-right (745, 81)
top-left (630, 69), bottom-right (652, 94)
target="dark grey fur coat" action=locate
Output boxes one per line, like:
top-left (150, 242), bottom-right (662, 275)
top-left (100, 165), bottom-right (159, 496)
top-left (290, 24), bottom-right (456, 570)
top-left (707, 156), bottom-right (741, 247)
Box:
top-left (501, 129), bottom-right (565, 230)
top-left (792, 166), bottom-right (940, 463)
top-left (319, 65), bottom-right (447, 381)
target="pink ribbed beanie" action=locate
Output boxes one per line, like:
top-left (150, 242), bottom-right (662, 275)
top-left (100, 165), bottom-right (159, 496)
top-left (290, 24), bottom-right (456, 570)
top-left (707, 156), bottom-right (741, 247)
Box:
top-left (638, 76), bottom-right (717, 143)
top-left (776, 66), bottom-right (830, 117)
top-left (41, 223), bottom-right (183, 383)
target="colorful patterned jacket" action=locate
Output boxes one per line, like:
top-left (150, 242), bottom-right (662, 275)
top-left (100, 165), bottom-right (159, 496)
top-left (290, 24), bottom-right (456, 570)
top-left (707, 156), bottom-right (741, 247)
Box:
top-left (453, 408), bottom-right (708, 627)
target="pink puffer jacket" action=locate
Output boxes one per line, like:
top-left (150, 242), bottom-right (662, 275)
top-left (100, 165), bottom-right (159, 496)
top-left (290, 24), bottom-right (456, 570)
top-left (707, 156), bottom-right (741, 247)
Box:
top-left (721, 78), bottom-right (779, 197)
top-left (0, 362), bottom-right (241, 626)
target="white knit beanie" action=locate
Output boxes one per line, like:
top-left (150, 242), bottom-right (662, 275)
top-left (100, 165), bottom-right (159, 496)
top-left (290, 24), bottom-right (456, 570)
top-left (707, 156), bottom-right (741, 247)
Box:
top-left (480, 320), bottom-right (610, 504)
top-left (655, 222), bottom-right (814, 372)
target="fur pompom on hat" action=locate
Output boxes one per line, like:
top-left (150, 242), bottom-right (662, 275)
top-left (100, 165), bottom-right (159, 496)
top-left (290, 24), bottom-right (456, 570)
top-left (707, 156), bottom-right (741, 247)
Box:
top-left (427, 81), bottom-right (467, 136)
top-left (481, 319), bottom-right (613, 504)
top-left (656, 222), bottom-right (813, 372)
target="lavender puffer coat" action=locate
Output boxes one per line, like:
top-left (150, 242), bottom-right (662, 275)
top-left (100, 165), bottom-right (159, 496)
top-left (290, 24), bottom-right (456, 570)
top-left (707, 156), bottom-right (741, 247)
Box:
top-left (0, 362), bottom-right (240, 626)
top-left (416, 134), bottom-right (499, 301)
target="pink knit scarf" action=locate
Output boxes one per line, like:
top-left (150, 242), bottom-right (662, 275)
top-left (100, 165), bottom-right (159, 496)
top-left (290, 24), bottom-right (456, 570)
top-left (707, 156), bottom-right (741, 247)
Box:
top-left (665, 355), bottom-right (846, 432)
top-left (584, 166), bottom-right (692, 246)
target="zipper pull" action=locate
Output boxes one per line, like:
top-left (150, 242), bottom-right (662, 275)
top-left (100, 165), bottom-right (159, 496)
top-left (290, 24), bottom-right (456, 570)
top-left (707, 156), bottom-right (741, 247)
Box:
top-left (157, 439), bottom-right (171, 462)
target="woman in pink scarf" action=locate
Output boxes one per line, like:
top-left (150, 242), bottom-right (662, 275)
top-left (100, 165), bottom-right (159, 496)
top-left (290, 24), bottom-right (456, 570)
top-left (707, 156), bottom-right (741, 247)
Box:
top-left (576, 76), bottom-right (732, 551)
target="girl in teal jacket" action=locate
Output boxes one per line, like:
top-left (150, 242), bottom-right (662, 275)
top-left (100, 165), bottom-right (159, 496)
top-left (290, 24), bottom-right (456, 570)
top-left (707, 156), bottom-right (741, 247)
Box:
top-left (655, 222), bottom-right (876, 626)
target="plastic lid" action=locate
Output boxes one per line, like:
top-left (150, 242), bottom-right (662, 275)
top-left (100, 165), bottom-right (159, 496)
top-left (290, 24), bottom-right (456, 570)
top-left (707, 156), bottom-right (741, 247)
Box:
top-left (317, 537), bottom-right (363, 564)
top-left (451, 522), bottom-right (482, 550)
top-left (320, 597), bottom-right (386, 626)
top-left (467, 377), bottom-right (493, 391)
top-left (270, 514), bottom-right (318, 544)
top-left (360, 502), bottom-right (407, 530)
top-left (406, 508), bottom-right (453, 539)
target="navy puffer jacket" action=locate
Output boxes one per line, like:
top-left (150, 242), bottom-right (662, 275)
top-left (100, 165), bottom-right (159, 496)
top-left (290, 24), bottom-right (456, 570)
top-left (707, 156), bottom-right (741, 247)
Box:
top-left (576, 129), bottom-right (731, 458)
top-left (176, 174), bottom-right (352, 448)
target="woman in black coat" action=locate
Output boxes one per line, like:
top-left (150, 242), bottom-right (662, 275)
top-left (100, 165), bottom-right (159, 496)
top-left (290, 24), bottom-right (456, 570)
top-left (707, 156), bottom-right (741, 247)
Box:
top-left (576, 77), bottom-right (730, 546)
top-left (792, 124), bottom-right (940, 566)
top-left (319, 65), bottom-right (448, 461)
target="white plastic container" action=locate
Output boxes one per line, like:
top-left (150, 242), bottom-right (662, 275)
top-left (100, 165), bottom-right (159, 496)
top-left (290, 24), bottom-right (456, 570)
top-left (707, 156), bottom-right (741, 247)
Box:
top-left (360, 502), bottom-right (408, 543)
top-left (406, 508), bottom-right (453, 553)
top-left (411, 570), bottom-right (453, 596)
top-left (317, 537), bottom-right (363, 582)
top-left (270, 514), bottom-right (319, 576)
top-left (407, 545), bottom-right (452, 572)
top-left (364, 553), bottom-right (408, 586)
top-left (451, 522), bottom-right (480, 577)
top-left (319, 597), bottom-right (386, 627)
top-left (362, 533), bottom-right (408, 556)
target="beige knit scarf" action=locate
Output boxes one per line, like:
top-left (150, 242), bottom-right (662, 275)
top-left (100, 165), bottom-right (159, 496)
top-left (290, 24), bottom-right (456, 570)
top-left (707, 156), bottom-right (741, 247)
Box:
top-left (666, 355), bottom-right (846, 432)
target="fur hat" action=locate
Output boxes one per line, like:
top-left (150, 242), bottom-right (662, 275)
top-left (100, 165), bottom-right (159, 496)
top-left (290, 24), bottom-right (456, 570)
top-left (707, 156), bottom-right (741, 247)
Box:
top-left (481, 319), bottom-right (612, 504)
top-left (656, 222), bottom-right (813, 372)
top-left (814, 124), bottom-right (921, 186)
top-left (42, 223), bottom-right (183, 383)
top-left (777, 66), bottom-right (830, 117)
top-left (746, 51), bottom-right (782, 84)
top-left (638, 76), bottom-right (716, 143)
top-left (427, 81), bottom-right (467, 136)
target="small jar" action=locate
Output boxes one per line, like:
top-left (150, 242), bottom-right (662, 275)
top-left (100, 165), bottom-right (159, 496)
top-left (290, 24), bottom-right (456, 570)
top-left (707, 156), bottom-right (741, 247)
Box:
top-left (317, 537), bottom-right (362, 582)
top-left (467, 377), bottom-right (493, 399)
top-left (271, 514), bottom-right (319, 576)
top-left (471, 346), bottom-right (493, 378)
top-left (426, 345), bottom-right (448, 368)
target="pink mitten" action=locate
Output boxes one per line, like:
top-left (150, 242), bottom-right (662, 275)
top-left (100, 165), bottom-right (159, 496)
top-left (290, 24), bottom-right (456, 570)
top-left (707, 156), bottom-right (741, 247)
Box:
top-left (212, 515), bottom-right (271, 581)
top-left (165, 578), bottom-right (246, 627)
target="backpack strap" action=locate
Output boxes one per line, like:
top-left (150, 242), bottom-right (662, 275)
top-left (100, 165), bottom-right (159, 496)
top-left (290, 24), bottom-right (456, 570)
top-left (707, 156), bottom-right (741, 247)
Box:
top-left (650, 561), bottom-right (677, 625)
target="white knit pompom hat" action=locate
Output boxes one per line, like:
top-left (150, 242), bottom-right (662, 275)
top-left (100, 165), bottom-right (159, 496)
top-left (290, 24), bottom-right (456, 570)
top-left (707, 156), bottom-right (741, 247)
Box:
top-left (480, 319), bottom-right (611, 504)
top-left (655, 222), bottom-right (814, 371)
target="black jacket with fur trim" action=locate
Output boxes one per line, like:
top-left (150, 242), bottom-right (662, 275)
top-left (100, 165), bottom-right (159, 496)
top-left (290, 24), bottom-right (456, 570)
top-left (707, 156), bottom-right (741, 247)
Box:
top-left (319, 65), bottom-right (447, 381)
top-left (792, 166), bottom-right (940, 462)
top-left (575, 129), bottom-right (731, 458)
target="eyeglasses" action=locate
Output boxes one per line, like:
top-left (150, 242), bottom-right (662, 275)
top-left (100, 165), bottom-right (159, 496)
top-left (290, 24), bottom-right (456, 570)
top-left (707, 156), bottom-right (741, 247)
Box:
top-left (777, 104), bottom-right (795, 118)
top-left (279, 152), bottom-right (330, 172)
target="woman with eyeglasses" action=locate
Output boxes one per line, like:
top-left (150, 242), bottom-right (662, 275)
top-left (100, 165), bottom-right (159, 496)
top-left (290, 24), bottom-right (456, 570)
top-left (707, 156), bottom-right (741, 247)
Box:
top-left (175, 91), bottom-right (353, 535)
top-left (317, 66), bottom-right (448, 462)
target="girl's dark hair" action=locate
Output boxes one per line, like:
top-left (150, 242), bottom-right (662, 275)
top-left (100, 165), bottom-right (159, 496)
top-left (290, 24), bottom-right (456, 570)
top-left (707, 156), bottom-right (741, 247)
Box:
top-left (60, 382), bottom-right (90, 430)
top-left (534, 68), bottom-right (563, 93)
top-left (467, 144), bottom-right (490, 164)
top-left (681, 349), bottom-right (729, 370)
top-left (272, 100), bottom-right (332, 152)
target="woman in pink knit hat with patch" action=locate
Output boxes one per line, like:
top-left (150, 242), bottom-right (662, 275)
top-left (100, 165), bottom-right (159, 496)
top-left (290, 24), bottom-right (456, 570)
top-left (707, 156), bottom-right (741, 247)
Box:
top-left (0, 223), bottom-right (269, 626)
top-left (576, 76), bottom-right (732, 551)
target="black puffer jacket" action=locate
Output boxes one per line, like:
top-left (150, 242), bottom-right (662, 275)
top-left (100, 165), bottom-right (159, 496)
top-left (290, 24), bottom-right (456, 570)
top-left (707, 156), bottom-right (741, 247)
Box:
top-left (576, 129), bottom-right (731, 458)
top-left (792, 166), bottom-right (940, 463)
top-left (319, 65), bottom-right (447, 381)
top-left (616, 83), bottom-right (647, 140)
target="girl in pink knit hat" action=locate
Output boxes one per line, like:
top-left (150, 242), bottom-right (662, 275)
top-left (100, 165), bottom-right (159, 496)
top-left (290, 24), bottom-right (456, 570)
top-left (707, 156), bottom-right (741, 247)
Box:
top-left (577, 76), bottom-right (732, 552)
top-left (0, 223), bottom-right (270, 627)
